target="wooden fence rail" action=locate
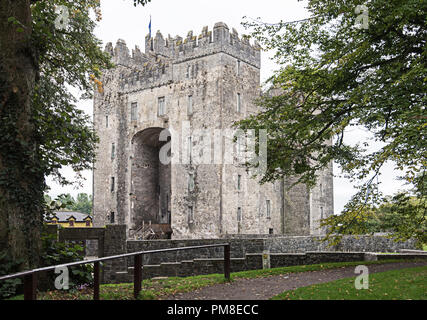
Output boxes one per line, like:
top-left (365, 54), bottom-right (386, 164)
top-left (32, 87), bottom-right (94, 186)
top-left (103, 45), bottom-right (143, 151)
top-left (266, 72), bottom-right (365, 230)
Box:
top-left (0, 243), bottom-right (231, 300)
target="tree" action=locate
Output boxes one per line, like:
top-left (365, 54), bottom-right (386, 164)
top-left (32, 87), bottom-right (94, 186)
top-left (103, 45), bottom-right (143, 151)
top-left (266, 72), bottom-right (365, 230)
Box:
top-left (0, 0), bottom-right (150, 270)
top-left (325, 172), bottom-right (426, 245)
top-left (72, 193), bottom-right (92, 215)
top-left (236, 0), bottom-right (426, 244)
top-left (54, 193), bottom-right (93, 215)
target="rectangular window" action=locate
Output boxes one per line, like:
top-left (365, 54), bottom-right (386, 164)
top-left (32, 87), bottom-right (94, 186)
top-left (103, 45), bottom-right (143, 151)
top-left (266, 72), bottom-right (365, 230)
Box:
top-left (111, 143), bottom-right (116, 160)
top-left (266, 200), bottom-right (271, 219)
top-left (237, 60), bottom-right (241, 75)
top-left (187, 136), bottom-right (192, 162)
top-left (188, 173), bottom-right (194, 192)
top-left (237, 174), bottom-right (241, 191)
top-left (187, 95), bottom-right (193, 115)
top-left (236, 135), bottom-right (245, 160)
top-left (269, 228), bottom-right (274, 235)
top-left (188, 206), bottom-right (194, 224)
top-left (158, 97), bottom-right (165, 116)
top-left (237, 207), bottom-right (242, 222)
top-left (69, 220), bottom-right (74, 227)
top-left (111, 177), bottom-right (115, 192)
top-left (106, 115), bottom-right (109, 128)
top-left (237, 93), bottom-right (241, 113)
top-left (86, 220), bottom-right (91, 227)
top-left (131, 102), bottom-right (138, 121)
top-left (110, 212), bottom-right (115, 224)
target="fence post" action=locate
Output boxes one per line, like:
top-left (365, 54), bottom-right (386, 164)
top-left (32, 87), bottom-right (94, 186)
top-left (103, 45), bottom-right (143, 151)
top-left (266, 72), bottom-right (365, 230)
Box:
top-left (23, 273), bottom-right (37, 300)
top-left (134, 254), bottom-right (142, 299)
top-left (94, 262), bottom-right (100, 300)
top-left (224, 244), bottom-right (231, 281)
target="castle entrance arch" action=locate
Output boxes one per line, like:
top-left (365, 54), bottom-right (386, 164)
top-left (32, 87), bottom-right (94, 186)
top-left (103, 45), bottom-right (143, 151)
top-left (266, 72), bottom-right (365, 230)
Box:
top-left (131, 127), bottom-right (171, 235)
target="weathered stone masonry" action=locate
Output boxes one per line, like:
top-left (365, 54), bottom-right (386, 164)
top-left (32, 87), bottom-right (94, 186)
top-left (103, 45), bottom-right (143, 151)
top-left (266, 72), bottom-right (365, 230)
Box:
top-left (93, 22), bottom-right (334, 239)
top-left (94, 226), bottom-right (418, 283)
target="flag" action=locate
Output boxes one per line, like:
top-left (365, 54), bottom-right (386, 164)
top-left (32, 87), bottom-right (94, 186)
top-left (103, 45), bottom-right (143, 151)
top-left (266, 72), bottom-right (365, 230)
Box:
top-left (148, 15), bottom-right (152, 38)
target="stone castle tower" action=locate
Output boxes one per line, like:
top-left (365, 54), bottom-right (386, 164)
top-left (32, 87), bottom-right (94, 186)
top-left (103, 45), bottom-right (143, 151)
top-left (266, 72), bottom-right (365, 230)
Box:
top-left (92, 22), bottom-right (334, 239)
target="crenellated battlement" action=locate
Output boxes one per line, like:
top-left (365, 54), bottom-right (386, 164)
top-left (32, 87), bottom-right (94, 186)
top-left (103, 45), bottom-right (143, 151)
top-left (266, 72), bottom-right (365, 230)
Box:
top-left (145, 22), bottom-right (261, 68)
top-left (105, 22), bottom-right (260, 69)
top-left (102, 22), bottom-right (261, 93)
top-left (104, 39), bottom-right (173, 92)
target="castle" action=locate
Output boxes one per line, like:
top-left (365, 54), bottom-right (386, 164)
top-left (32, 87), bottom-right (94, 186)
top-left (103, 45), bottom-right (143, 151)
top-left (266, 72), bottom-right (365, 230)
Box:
top-left (92, 22), bottom-right (334, 239)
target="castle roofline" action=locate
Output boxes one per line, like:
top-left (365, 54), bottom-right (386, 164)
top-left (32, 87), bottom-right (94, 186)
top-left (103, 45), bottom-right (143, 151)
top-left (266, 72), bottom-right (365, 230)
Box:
top-left (105, 22), bottom-right (261, 69)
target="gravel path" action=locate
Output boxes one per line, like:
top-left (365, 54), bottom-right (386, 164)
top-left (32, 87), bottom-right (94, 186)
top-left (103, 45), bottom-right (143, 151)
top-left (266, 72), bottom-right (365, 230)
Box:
top-left (164, 261), bottom-right (427, 300)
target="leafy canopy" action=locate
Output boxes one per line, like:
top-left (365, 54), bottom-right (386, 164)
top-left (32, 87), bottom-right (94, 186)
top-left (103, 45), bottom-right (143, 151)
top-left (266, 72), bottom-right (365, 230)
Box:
top-left (237, 0), bottom-right (426, 243)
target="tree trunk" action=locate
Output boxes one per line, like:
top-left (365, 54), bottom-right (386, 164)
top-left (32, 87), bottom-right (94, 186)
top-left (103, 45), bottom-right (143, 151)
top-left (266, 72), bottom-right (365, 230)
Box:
top-left (0, 0), bottom-right (43, 269)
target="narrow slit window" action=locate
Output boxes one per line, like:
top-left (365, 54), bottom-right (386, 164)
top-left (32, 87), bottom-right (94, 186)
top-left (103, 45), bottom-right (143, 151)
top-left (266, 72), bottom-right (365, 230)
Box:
top-left (158, 97), bottom-right (166, 116)
top-left (110, 212), bottom-right (115, 224)
top-left (111, 143), bottom-right (115, 160)
top-left (188, 206), bottom-right (194, 224)
top-left (237, 174), bottom-right (241, 191)
top-left (106, 115), bottom-right (109, 128)
top-left (188, 173), bottom-right (194, 192)
top-left (187, 95), bottom-right (193, 115)
top-left (237, 93), bottom-right (241, 113)
top-left (131, 102), bottom-right (138, 121)
top-left (237, 207), bottom-right (242, 222)
top-left (266, 200), bottom-right (271, 219)
top-left (187, 136), bottom-right (192, 162)
top-left (237, 60), bottom-right (241, 76)
top-left (111, 177), bottom-right (115, 192)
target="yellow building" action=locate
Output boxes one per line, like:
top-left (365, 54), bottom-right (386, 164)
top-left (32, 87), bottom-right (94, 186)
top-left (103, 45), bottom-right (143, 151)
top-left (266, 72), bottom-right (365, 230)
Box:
top-left (47, 211), bottom-right (93, 228)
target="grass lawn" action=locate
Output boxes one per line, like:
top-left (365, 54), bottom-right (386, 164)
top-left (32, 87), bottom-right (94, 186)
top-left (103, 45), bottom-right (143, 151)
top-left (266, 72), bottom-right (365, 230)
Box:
top-left (272, 265), bottom-right (427, 300)
top-left (6, 259), bottom-right (421, 300)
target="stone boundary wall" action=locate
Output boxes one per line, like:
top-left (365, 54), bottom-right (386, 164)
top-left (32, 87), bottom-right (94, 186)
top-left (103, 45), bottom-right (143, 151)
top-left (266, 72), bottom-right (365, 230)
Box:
top-left (265, 235), bottom-right (417, 253)
top-left (98, 226), bottom-right (418, 283)
top-left (110, 251), bottom-right (427, 284)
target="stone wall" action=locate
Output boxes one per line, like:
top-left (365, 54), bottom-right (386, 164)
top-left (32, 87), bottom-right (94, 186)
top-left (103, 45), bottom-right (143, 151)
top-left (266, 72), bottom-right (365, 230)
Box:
top-left (98, 226), bottom-right (418, 283)
top-left (265, 235), bottom-right (417, 253)
top-left (111, 251), bottom-right (427, 284)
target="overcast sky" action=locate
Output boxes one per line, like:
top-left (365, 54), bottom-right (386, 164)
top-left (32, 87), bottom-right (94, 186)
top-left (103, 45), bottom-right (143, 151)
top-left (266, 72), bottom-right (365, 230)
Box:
top-left (46, 0), bottom-right (409, 213)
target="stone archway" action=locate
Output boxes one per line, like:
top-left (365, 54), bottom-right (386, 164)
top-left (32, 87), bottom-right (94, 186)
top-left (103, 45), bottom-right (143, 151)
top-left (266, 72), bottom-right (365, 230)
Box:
top-left (131, 127), bottom-right (171, 232)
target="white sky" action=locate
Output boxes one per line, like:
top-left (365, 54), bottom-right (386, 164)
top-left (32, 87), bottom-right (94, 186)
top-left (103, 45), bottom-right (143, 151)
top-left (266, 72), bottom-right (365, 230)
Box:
top-left (46, 0), bottom-right (409, 213)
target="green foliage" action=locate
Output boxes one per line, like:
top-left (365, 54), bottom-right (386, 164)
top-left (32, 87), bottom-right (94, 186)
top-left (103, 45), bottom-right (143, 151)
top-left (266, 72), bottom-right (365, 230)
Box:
top-left (71, 193), bottom-right (93, 215)
top-left (9, 259), bottom-right (409, 300)
top-left (40, 230), bottom-right (93, 291)
top-left (272, 266), bottom-right (427, 300)
top-left (0, 0), bottom-right (151, 270)
top-left (0, 251), bottom-right (24, 299)
top-left (31, 0), bottom-right (113, 186)
top-left (320, 172), bottom-right (426, 246)
top-left (237, 0), bottom-right (426, 243)
top-left (133, 0), bottom-right (151, 6)
top-left (50, 193), bottom-right (93, 215)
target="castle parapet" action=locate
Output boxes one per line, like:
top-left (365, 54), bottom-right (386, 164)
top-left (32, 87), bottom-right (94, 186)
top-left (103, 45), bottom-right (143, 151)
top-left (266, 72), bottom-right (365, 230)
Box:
top-left (103, 22), bottom-right (261, 92)
top-left (144, 22), bottom-right (260, 68)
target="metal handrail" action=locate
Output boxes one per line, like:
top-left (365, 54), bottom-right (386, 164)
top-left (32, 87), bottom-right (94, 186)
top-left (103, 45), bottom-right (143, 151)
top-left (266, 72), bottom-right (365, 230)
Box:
top-left (0, 243), bottom-right (231, 300)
